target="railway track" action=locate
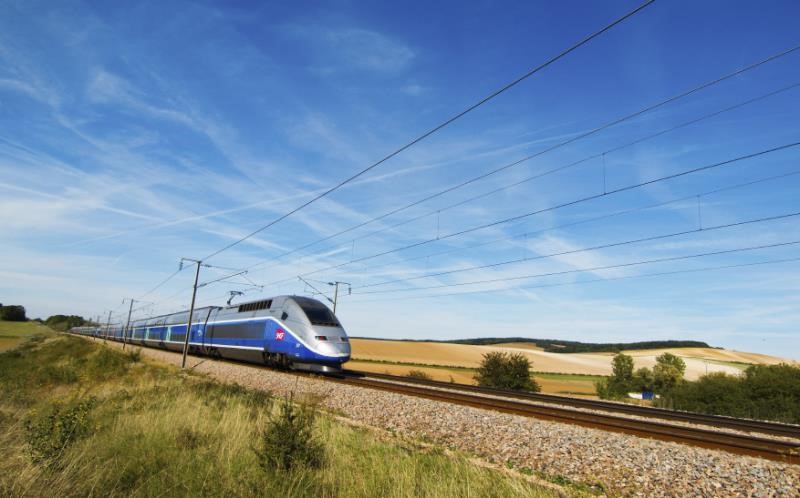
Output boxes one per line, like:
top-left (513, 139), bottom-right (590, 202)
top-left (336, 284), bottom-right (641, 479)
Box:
top-left (336, 371), bottom-right (799, 464)
top-left (349, 370), bottom-right (800, 439)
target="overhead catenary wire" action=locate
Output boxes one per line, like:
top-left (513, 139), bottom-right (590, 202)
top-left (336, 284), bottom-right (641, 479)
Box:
top-left (240, 45), bottom-right (800, 276)
top-left (349, 239), bottom-right (800, 295)
top-left (353, 210), bottom-right (800, 289)
top-left (198, 0), bottom-right (657, 262)
top-left (258, 141), bottom-right (800, 284)
top-left (349, 168), bottom-right (800, 276)
top-left (267, 81), bottom-right (800, 277)
top-left (344, 256), bottom-right (800, 303)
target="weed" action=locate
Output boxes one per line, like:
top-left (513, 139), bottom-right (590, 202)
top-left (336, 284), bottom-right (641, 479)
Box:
top-left (25, 397), bottom-right (96, 467)
top-left (254, 393), bottom-right (324, 472)
top-left (406, 369), bottom-right (432, 380)
top-left (127, 348), bottom-right (142, 363)
top-left (41, 364), bottom-right (80, 384)
top-left (176, 427), bottom-right (206, 450)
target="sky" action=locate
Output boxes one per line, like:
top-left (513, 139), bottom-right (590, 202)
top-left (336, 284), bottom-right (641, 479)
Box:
top-left (1, 0), bottom-right (799, 359)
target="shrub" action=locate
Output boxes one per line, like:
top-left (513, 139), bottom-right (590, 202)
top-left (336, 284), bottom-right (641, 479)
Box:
top-left (127, 348), bottom-right (142, 363)
top-left (406, 370), bottom-right (432, 380)
top-left (255, 393), bottom-right (324, 471)
top-left (474, 352), bottom-right (540, 392)
top-left (25, 397), bottom-right (96, 466)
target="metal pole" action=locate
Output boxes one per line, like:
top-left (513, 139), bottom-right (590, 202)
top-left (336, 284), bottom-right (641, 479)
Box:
top-left (103, 310), bottom-right (112, 344)
top-left (181, 260), bottom-right (202, 369)
top-left (122, 299), bottom-right (134, 350)
top-left (332, 282), bottom-right (340, 314)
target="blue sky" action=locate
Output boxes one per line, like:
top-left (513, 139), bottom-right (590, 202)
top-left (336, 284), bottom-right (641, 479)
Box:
top-left (1, 0), bottom-right (799, 359)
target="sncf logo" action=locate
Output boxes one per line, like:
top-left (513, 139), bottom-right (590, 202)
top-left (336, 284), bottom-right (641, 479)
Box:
top-left (275, 329), bottom-right (285, 341)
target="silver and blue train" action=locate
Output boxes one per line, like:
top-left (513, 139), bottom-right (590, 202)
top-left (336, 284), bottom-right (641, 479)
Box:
top-left (72, 295), bottom-right (351, 372)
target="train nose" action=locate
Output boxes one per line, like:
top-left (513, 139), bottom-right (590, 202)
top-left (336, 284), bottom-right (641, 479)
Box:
top-left (316, 339), bottom-right (351, 357)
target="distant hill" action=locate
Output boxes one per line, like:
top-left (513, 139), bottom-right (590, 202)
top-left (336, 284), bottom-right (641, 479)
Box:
top-left (352, 337), bottom-right (712, 354)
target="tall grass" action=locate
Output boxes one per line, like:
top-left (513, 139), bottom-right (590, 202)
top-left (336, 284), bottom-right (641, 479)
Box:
top-left (0, 335), bottom-right (561, 498)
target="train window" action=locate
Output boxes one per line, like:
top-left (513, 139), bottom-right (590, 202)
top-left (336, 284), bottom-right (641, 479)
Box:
top-left (211, 322), bottom-right (265, 340)
top-left (293, 297), bottom-right (340, 327)
top-left (281, 312), bottom-right (288, 321)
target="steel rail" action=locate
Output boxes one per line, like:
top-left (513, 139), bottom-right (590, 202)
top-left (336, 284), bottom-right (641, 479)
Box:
top-left (350, 370), bottom-right (800, 439)
top-left (335, 374), bottom-right (798, 464)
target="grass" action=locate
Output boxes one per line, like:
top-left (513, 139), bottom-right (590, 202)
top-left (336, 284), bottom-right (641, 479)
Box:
top-left (0, 333), bottom-right (566, 498)
top-left (0, 321), bottom-right (53, 351)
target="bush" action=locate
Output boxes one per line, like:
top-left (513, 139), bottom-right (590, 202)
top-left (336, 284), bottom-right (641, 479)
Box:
top-left (474, 352), bottom-right (540, 392)
top-left (44, 314), bottom-right (90, 332)
top-left (25, 397), bottom-right (96, 466)
top-left (406, 370), bottom-right (432, 380)
top-left (255, 394), bottom-right (324, 471)
top-left (660, 364), bottom-right (800, 423)
top-left (0, 305), bottom-right (26, 321)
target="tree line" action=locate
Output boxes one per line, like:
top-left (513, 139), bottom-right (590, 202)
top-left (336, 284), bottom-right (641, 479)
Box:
top-left (596, 352), bottom-right (800, 424)
top-left (0, 303), bottom-right (94, 332)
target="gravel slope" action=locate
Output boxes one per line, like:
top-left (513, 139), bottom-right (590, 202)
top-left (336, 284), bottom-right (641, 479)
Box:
top-left (97, 340), bottom-right (799, 497)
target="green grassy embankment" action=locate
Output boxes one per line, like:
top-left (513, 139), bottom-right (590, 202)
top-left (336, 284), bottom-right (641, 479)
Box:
top-left (0, 333), bottom-right (565, 497)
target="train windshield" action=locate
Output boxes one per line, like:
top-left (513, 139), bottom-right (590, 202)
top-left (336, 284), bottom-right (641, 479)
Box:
top-left (293, 297), bottom-right (340, 327)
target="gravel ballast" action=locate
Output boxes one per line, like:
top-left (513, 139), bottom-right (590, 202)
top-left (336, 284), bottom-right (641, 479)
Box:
top-left (97, 340), bottom-right (800, 497)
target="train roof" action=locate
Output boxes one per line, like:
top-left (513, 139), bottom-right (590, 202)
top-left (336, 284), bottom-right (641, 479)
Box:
top-left (129, 295), bottom-right (330, 326)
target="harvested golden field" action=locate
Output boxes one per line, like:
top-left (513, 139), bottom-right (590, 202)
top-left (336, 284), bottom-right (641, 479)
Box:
top-left (349, 338), bottom-right (793, 381)
top-left (346, 360), bottom-right (598, 397)
top-left (492, 342), bottom-right (545, 351)
top-left (610, 347), bottom-right (791, 365)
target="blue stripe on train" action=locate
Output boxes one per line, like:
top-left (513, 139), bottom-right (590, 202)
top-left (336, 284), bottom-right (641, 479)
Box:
top-left (172, 317), bottom-right (348, 364)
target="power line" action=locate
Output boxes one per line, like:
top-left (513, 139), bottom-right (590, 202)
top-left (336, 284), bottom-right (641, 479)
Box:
top-left (350, 168), bottom-right (800, 276)
top-left (354, 210), bottom-right (800, 289)
top-left (344, 256), bottom-right (800, 303)
top-left (199, 0), bottom-right (657, 262)
top-left (267, 141), bottom-right (799, 283)
top-left (138, 267), bottom-right (186, 299)
top-left (350, 239), bottom-right (800, 295)
top-left (241, 45), bottom-right (800, 275)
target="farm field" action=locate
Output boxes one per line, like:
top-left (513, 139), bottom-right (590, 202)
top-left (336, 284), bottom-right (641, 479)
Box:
top-left (348, 360), bottom-right (600, 396)
top-left (0, 320), bottom-right (51, 351)
top-left (349, 338), bottom-right (794, 385)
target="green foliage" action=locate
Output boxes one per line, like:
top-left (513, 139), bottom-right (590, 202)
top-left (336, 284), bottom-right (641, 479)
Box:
top-left (255, 394), bottom-right (324, 471)
top-left (44, 314), bottom-right (90, 332)
top-left (653, 352), bottom-right (686, 394)
top-left (631, 367), bottom-right (655, 392)
top-left (655, 352), bottom-right (686, 375)
top-left (598, 352), bottom-right (688, 400)
top-left (127, 348), bottom-right (142, 363)
top-left (474, 352), bottom-right (540, 392)
top-left (660, 363), bottom-right (800, 423)
top-left (406, 369), bottom-right (432, 380)
top-left (24, 397), bottom-right (96, 466)
top-left (596, 353), bottom-right (635, 399)
top-left (0, 304), bottom-right (27, 321)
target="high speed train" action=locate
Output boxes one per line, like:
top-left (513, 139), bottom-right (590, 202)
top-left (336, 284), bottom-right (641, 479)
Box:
top-left (72, 295), bottom-right (351, 373)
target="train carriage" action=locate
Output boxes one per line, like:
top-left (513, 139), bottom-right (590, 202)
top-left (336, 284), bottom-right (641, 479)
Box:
top-left (73, 296), bottom-right (350, 372)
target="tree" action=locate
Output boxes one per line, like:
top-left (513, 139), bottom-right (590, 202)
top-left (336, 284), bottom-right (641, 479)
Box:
top-left (611, 352), bottom-right (635, 381)
top-left (474, 352), bottom-right (540, 392)
top-left (653, 353), bottom-right (686, 393)
top-left (0, 305), bottom-right (27, 321)
top-left (631, 367), bottom-right (655, 392)
top-left (655, 353), bottom-right (686, 376)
